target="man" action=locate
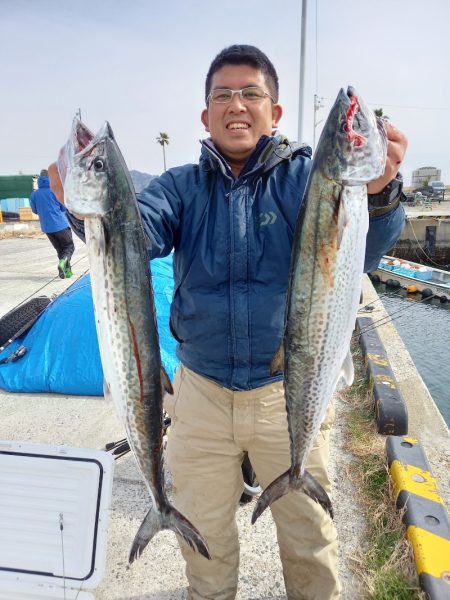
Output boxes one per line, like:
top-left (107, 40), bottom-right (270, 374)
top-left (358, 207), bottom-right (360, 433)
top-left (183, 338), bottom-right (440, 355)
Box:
top-left (30, 169), bottom-right (74, 278)
top-left (50, 45), bottom-right (407, 599)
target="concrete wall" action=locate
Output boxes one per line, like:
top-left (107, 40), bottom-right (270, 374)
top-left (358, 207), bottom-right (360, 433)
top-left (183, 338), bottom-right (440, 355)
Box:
top-left (361, 276), bottom-right (450, 506)
top-left (399, 217), bottom-right (450, 243)
top-left (393, 216), bottom-right (450, 263)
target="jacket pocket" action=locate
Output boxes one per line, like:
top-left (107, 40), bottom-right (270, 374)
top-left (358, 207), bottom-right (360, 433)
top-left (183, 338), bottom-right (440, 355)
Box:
top-left (169, 317), bottom-right (184, 344)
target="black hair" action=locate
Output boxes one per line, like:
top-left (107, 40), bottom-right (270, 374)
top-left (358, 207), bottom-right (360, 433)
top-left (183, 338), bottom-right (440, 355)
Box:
top-left (205, 44), bottom-right (279, 104)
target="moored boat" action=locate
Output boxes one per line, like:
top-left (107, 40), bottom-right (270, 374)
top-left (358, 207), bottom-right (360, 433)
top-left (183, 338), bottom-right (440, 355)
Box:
top-left (369, 255), bottom-right (450, 302)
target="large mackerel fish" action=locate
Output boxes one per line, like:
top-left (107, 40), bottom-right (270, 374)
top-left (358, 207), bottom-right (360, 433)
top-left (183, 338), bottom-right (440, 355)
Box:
top-left (252, 86), bottom-right (387, 523)
top-left (61, 119), bottom-right (210, 562)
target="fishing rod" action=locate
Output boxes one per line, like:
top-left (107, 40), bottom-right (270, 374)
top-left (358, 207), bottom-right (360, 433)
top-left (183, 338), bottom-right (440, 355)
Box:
top-left (354, 293), bottom-right (437, 339)
top-left (8, 255), bottom-right (88, 314)
top-left (358, 287), bottom-right (405, 313)
top-left (358, 293), bottom-right (432, 326)
top-left (0, 300), bottom-right (50, 357)
top-left (0, 261), bottom-right (90, 360)
top-left (356, 294), bottom-right (436, 336)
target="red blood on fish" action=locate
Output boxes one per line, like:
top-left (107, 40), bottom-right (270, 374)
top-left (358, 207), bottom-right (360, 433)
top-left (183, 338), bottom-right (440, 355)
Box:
top-left (346, 96), bottom-right (366, 147)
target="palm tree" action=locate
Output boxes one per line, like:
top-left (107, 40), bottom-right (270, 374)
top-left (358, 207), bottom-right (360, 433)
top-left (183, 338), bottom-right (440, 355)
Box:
top-left (156, 132), bottom-right (169, 171)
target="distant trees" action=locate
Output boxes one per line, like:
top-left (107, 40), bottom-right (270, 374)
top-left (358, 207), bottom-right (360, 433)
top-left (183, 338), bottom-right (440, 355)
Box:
top-left (156, 132), bottom-right (169, 172)
top-left (374, 108), bottom-right (389, 120)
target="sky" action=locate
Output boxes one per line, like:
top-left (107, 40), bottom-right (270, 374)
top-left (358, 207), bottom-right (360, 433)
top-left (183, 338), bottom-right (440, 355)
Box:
top-left (1, 0), bottom-right (449, 186)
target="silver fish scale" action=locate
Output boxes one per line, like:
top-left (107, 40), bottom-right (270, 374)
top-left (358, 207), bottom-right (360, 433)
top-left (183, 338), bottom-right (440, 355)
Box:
top-left (63, 120), bottom-right (210, 561)
top-left (85, 217), bottom-right (163, 500)
top-left (286, 182), bottom-right (368, 474)
top-left (251, 87), bottom-right (387, 524)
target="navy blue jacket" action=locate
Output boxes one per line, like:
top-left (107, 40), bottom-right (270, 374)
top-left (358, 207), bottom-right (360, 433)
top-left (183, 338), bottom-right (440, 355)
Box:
top-left (135, 135), bottom-right (406, 390)
top-left (30, 176), bottom-right (70, 234)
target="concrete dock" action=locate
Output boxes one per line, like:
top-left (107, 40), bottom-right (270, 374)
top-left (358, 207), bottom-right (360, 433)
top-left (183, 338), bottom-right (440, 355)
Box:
top-left (0, 224), bottom-right (449, 599)
top-left (397, 200), bottom-right (450, 264)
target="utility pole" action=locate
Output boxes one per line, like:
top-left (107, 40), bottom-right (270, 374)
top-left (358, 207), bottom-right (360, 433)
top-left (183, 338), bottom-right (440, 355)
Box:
top-left (297, 0), bottom-right (307, 143)
top-left (312, 93), bottom-right (324, 151)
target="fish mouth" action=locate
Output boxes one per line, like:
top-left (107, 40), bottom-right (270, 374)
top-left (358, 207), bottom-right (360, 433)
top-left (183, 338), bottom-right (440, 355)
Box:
top-left (346, 86), bottom-right (358, 100)
top-left (345, 86), bottom-right (388, 156)
top-left (63, 123), bottom-right (113, 217)
top-left (74, 122), bottom-right (113, 160)
top-left (343, 87), bottom-right (366, 147)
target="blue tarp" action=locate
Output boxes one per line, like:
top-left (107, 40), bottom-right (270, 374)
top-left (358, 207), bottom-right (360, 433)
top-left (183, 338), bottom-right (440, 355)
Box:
top-left (0, 255), bottom-right (179, 396)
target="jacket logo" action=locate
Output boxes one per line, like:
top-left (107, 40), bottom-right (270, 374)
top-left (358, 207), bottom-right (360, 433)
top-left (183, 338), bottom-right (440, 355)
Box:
top-left (258, 211), bottom-right (277, 227)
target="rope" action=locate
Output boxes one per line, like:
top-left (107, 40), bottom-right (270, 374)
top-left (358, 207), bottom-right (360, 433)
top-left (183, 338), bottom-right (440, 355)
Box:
top-left (354, 292), bottom-right (436, 339)
top-left (406, 217), bottom-right (450, 269)
top-left (6, 255), bottom-right (89, 315)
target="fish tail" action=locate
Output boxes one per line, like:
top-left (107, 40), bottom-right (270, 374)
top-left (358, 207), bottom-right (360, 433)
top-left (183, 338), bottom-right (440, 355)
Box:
top-left (300, 470), bottom-right (334, 519)
top-left (129, 504), bottom-right (211, 564)
top-left (129, 505), bottom-right (162, 563)
top-left (251, 469), bottom-right (291, 524)
top-left (251, 468), bottom-right (333, 525)
top-left (166, 505), bottom-right (211, 560)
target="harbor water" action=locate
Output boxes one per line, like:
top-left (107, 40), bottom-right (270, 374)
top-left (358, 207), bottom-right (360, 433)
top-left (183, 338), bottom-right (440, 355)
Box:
top-left (372, 281), bottom-right (450, 427)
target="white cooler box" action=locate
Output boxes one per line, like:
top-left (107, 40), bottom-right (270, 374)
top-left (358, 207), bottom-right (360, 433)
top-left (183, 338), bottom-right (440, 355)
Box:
top-left (0, 440), bottom-right (115, 599)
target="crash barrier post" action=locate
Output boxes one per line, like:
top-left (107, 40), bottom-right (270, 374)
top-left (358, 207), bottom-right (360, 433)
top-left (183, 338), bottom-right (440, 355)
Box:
top-left (386, 435), bottom-right (450, 599)
top-left (356, 316), bottom-right (408, 435)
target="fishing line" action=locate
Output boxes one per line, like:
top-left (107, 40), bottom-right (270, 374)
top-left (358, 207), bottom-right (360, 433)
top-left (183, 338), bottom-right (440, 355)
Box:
top-left (4, 255), bottom-right (89, 317)
top-left (320, 98), bottom-right (449, 112)
top-left (358, 287), bottom-right (404, 312)
top-left (60, 513), bottom-right (66, 600)
top-left (357, 293), bottom-right (436, 334)
top-left (406, 218), bottom-right (450, 269)
top-left (354, 293), bottom-right (436, 338)
top-left (59, 512), bottom-right (85, 600)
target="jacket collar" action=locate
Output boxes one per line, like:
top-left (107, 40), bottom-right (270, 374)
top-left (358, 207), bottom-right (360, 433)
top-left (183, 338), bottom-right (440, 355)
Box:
top-left (200, 135), bottom-right (311, 180)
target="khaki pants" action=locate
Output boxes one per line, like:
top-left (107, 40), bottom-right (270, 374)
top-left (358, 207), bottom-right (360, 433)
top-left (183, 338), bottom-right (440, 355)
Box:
top-left (164, 366), bottom-right (340, 600)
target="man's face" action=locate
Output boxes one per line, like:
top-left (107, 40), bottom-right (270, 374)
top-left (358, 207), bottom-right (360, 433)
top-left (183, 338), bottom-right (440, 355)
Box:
top-left (201, 64), bottom-right (282, 170)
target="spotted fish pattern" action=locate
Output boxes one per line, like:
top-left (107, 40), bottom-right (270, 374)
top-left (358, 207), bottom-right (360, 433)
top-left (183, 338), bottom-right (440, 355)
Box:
top-left (252, 87), bottom-right (387, 523)
top-left (63, 119), bottom-right (210, 562)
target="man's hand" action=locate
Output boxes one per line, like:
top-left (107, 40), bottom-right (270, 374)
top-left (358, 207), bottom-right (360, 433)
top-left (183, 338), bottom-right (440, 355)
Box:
top-left (367, 121), bottom-right (408, 194)
top-left (48, 162), bottom-right (65, 205)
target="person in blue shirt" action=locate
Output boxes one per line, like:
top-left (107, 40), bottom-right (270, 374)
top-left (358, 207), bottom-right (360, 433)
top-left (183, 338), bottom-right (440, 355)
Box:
top-left (49, 45), bottom-right (407, 600)
top-left (30, 169), bottom-right (75, 278)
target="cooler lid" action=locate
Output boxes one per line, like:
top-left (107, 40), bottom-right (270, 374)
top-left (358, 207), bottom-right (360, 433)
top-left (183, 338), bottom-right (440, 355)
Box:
top-left (0, 440), bottom-right (114, 595)
top-left (0, 579), bottom-right (94, 599)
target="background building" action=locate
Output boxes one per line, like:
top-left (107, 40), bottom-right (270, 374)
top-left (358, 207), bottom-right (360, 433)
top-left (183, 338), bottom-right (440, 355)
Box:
top-left (412, 166), bottom-right (442, 188)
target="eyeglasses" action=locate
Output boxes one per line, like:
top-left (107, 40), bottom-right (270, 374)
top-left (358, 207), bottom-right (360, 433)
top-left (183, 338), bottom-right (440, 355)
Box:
top-left (207, 86), bottom-right (275, 104)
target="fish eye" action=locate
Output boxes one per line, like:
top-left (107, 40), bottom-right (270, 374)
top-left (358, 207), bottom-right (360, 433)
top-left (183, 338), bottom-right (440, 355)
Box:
top-left (93, 158), bottom-right (105, 172)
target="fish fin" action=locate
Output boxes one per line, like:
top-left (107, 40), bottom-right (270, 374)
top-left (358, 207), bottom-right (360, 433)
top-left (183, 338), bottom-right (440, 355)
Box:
top-left (301, 470), bottom-right (334, 518)
top-left (103, 379), bottom-right (112, 401)
top-left (341, 350), bottom-right (354, 386)
top-left (129, 504), bottom-right (210, 564)
top-left (161, 366), bottom-right (173, 395)
top-left (336, 191), bottom-right (348, 249)
top-left (129, 504), bottom-right (163, 563)
top-left (251, 469), bottom-right (291, 524)
top-left (165, 505), bottom-right (211, 560)
top-left (270, 342), bottom-right (284, 375)
top-left (251, 468), bottom-right (333, 525)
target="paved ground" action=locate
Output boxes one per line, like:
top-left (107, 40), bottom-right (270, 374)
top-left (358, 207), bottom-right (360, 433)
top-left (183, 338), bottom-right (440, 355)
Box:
top-left (404, 198), bottom-right (450, 218)
top-left (0, 227), bottom-right (449, 599)
top-left (0, 227), bottom-right (90, 315)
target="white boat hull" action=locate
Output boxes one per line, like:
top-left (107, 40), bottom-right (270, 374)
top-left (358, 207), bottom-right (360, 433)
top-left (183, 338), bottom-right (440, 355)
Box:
top-left (370, 256), bottom-right (450, 301)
